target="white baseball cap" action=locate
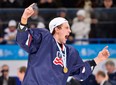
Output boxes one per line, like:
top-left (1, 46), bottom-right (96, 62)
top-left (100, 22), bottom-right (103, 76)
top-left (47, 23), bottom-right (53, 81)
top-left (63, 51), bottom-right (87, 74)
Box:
top-left (49, 17), bottom-right (68, 33)
top-left (76, 10), bottom-right (86, 17)
top-left (8, 20), bottom-right (17, 27)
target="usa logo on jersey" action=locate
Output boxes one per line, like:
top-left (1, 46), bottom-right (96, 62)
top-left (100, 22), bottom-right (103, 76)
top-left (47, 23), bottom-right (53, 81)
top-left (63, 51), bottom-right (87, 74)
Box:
top-left (53, 51), bottom-right (63, 67)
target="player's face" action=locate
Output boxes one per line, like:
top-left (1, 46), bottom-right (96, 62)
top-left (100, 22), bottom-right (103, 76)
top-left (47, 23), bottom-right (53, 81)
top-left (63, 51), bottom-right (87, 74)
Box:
top-left (57, 22), bottom-right (71, 44)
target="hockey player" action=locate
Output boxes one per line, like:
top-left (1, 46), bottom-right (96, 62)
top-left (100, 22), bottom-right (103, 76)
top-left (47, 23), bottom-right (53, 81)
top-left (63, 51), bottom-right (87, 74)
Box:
top-left (16, 3), bottom-right (110, 85)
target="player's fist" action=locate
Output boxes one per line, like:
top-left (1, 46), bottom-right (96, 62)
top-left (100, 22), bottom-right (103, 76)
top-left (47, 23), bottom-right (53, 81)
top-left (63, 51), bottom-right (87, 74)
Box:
top-left (22, 3), bottom-right (35, 19)
top-left (21, 3), bottom-right (36, 24)
top-left (94, 46), bottom-right (110, 64)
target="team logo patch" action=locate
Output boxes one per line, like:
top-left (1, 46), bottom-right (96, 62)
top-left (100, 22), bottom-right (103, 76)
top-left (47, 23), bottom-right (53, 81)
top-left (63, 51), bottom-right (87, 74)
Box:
top-left (53, 57), bottom-right (63, 67)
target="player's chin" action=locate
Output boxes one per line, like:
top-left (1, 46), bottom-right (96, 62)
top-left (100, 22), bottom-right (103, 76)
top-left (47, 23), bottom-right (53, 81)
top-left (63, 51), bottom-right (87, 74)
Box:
top-left (62, 39), bottom-right (67, 44)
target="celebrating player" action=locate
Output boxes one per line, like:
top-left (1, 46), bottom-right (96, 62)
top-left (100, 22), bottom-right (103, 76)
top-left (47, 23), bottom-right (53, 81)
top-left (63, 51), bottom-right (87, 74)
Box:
top-left (16, 3), bottom-right (110, 85)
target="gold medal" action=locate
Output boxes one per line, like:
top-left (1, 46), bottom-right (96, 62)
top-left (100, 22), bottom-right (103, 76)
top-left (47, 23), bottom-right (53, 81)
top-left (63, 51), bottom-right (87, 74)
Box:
top-left (63, 67), bottom-right (68, 73)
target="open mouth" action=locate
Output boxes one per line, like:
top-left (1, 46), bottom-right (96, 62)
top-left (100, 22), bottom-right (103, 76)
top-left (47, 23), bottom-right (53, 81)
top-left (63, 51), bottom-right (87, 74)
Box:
top-left (65, 35), bottom-right (69, 39)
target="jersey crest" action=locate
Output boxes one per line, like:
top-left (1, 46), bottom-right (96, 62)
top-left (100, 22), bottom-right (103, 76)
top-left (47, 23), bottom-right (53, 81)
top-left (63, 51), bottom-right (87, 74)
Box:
top-left (53, 51), bottom-right (63, 67)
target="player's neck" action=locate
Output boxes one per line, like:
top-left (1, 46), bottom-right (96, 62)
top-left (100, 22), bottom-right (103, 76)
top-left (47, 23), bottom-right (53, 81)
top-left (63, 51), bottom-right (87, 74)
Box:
top-left (53, 34), bottom-right (62, 44)
top-left (53, 35), bottom-right (64, 50)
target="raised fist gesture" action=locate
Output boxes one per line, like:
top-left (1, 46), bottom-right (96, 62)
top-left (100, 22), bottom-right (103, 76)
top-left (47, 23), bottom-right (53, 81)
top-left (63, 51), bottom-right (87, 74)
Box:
top-left (21, 3), bottom-right (36, 24)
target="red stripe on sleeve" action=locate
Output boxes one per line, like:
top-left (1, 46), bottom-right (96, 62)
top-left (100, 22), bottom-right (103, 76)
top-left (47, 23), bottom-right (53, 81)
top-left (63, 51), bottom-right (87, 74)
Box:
top-left (28, 34), bottom-right (32, 47)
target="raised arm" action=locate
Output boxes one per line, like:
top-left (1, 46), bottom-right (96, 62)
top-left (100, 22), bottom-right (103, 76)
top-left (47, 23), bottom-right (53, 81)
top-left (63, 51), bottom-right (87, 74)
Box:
top-left (70, 46), bottom-right (110, 81)
top-left (16, 3), bottom-right (41, 53)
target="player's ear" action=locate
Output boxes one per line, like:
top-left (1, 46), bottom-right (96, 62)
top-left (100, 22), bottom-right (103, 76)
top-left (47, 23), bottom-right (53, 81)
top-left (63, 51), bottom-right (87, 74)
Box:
top-left (54, 27), bottom-right (59, 34)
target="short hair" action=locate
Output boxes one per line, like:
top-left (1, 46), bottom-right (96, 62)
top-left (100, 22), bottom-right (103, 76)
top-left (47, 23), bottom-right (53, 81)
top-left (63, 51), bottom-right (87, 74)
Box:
top-left (52, 25), bottom-right (62, 35)
top-left (96, 71), bottom-right (106, 78)
top-left (19, 66), bottom-right (27, 73)
top-left (105, 60), bottom-right (115, 66)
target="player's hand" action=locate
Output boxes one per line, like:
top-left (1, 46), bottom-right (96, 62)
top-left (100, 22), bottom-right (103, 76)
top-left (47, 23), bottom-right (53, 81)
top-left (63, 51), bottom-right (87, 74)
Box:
top-left (22, 3), bottom-right (35, 19)
top-left (94, 46), bottom-right (110, 64)
top-left (21, 3), bottom-right (35, 24)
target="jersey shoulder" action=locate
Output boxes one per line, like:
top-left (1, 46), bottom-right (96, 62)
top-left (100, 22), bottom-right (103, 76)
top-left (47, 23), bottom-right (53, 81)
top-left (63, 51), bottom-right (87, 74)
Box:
top-left (65, 44), bottom-right (79, 57)
top-left (65, 44), bottom-right (78, 53)
top-left (30, 28), bottom-right (49, 34)
top-left (29, 28), bottom-right (53, 42)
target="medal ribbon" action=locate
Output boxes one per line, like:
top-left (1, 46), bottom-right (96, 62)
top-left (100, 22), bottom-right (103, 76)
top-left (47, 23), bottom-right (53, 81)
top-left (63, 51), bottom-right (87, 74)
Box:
top-left (56, 43), bottom-right (67, 70)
